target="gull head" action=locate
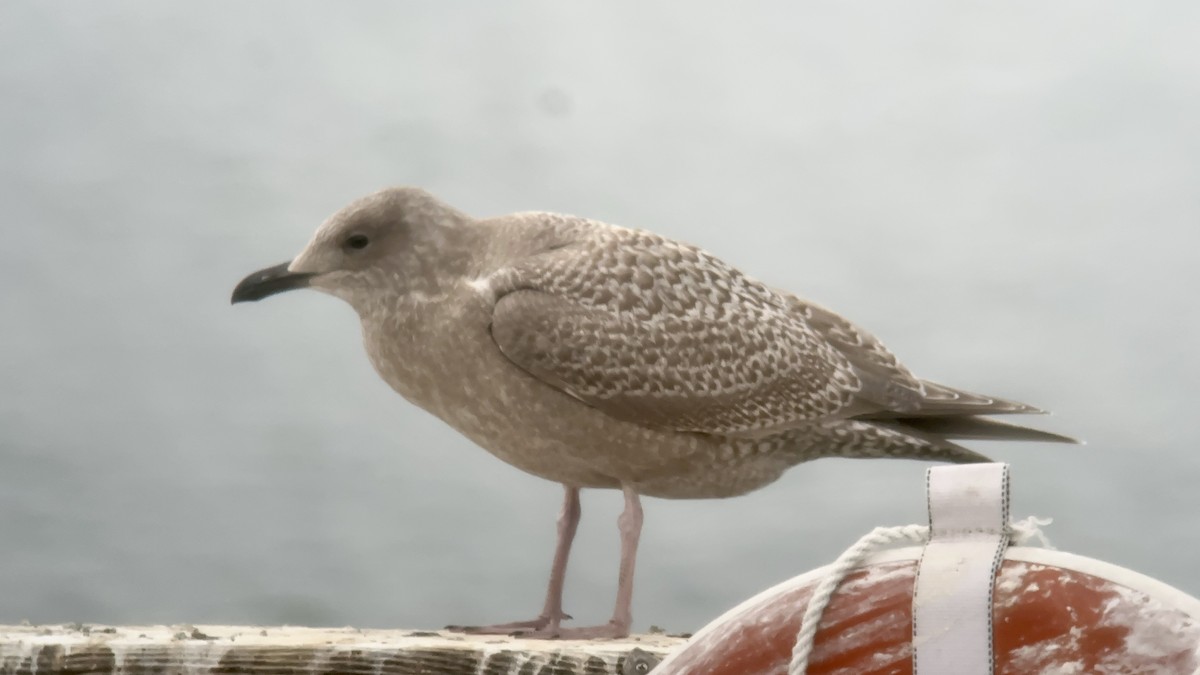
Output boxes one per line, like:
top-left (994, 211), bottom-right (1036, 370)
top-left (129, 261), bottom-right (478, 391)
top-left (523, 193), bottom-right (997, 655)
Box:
top-left (231, 186), bottom-right (471, 311)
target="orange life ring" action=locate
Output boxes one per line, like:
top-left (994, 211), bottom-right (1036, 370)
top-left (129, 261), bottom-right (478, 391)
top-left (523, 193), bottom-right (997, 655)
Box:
top-left (655, 546), bottom-right (1200, 674)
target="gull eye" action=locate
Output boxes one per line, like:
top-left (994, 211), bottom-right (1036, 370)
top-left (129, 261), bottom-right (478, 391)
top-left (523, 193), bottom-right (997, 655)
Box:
top-left (345, 234), bottom-right (370, 250)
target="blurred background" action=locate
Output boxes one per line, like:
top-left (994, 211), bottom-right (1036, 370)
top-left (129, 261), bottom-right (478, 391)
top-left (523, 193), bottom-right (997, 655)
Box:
top-left (2, 1), bottom-right (1197, 632)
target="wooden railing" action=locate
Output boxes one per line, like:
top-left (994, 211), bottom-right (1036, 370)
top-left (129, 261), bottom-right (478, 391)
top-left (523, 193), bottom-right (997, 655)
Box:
top-left (0, 624), bottom-right (684, 674)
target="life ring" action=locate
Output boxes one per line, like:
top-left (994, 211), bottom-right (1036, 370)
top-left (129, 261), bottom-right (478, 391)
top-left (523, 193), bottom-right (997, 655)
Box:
top-left (654, 545), bottom-right (1200, 674)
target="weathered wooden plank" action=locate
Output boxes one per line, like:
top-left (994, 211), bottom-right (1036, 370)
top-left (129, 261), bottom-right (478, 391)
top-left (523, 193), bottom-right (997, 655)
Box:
top-left (0, 625), bottom-right (683, 675)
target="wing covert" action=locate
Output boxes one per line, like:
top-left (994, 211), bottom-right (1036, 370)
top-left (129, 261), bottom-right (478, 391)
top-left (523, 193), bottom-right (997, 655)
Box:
top-left (485, 227), bottom-right (861, 435)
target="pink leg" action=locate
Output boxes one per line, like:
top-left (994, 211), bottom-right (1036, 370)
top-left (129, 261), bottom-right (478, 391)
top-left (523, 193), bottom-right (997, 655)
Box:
top-left (511, 484), bottom-right (643, 639)
top-left (447, 485), bottom-right (581, 634)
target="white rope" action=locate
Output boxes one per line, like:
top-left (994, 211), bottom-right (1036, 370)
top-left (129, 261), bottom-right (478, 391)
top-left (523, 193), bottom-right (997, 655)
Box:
top-left (788, 518), bottom-right (1053, 675)
top-left (788, 524), bottom-right (927, 675)
top-left (1009, 516), bottom-right (1054, 548)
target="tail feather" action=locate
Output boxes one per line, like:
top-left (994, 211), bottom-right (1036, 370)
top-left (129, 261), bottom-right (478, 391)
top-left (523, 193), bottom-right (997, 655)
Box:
top-left (889, 416), bottom-right (1080, 444)
top-left (861, 381), bottom-right (1046, 419)
top-left (902, 438), bottom-right (993, 465)
top-left (806, 421), bottom-right (994, 465)
top-left (799, 408), bottom-right (1077, 470)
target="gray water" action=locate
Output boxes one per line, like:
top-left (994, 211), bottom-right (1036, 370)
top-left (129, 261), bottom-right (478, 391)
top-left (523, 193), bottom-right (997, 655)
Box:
top-left (2, 1), bottom-right (1198, 632)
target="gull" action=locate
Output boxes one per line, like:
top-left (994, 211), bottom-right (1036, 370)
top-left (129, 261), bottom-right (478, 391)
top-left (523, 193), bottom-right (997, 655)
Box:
top-left (232, 187), bottom-right (1074, 639)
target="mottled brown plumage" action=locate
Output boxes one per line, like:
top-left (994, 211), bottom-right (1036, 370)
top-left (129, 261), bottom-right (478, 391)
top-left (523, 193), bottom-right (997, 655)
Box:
top-left (232, 186), bottom-right (1074, 639)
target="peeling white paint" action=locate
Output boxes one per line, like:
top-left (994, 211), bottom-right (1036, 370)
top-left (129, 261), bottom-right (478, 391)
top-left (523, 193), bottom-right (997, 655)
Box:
top-left (0, 624), bottom-right (679, 674)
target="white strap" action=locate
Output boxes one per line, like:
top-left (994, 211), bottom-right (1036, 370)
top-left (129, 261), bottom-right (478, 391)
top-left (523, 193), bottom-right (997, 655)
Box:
top-left (913, 463), bottom-right (1010, 675)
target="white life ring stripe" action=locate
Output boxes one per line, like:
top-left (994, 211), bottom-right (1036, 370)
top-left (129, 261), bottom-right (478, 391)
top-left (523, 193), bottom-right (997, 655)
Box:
top-left (913, 463), bottom-right (1010, 675)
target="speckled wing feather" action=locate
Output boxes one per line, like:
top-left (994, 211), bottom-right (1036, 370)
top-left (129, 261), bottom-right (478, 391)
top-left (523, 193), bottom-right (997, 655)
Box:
top-left (485, 220), bottom-right (862, 435)
top-left (777, 293), bottom-right (1043, 418)
top-left (776, 293), bottom-right (926, 413)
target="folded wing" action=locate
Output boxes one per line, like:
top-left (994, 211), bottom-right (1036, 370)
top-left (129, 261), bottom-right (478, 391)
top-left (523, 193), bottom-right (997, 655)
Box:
top-left (486, 226), bottom-right (862, 435)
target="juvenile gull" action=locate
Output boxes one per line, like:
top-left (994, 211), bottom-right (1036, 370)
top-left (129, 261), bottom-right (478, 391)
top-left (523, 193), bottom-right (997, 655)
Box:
top-left (231, 187), bottom-right (1074, 639)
